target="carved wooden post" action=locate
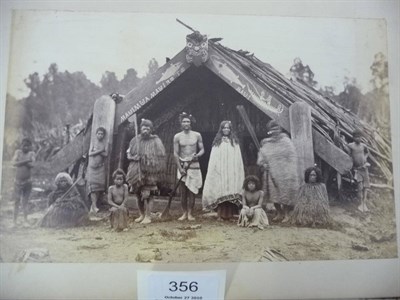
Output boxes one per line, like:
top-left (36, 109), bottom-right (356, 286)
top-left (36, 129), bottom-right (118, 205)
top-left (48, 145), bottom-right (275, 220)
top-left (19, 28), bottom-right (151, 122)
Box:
top-left (117, 126), bottom-right (128, 170)
top-left (63, 124), bottom-right (70, 146)
top-left (289, 102), bottom-right (314, 182)
top-left (89, 95), bottom-right (116, 188)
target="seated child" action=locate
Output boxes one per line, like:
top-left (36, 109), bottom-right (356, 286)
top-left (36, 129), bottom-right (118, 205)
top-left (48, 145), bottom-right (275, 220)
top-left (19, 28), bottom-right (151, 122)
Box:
top-left (108, 169), bottom-right (129, 231)
top-left (238, 175), bottom-right (269, 230)
top-left (40, 172), bottom-right (88, 228)
top-left (289, 166), bottom-right (331, 227)
top-left (12, 138), bottom-right (35, 226)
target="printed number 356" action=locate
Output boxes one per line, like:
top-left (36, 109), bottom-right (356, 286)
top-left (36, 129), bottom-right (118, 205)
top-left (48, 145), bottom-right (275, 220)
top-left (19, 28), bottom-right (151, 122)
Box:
top-left (169, 281), bottom-right (198, 292)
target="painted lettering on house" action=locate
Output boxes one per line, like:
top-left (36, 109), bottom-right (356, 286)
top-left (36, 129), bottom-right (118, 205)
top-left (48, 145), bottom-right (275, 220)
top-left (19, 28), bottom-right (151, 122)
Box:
top-left (119, 64), bottom-right (187, 123)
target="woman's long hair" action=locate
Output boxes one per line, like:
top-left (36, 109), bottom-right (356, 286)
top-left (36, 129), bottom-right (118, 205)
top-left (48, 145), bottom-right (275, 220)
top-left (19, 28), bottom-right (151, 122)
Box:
top-left (304, 166), bottom-right (323, 183)
top-left (212, 120), bottom-right (239, 147)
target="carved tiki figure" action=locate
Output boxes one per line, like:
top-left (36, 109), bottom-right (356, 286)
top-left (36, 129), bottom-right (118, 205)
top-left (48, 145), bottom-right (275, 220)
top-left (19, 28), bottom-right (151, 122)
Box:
top-left (185, 31), bottom-right (208, 67)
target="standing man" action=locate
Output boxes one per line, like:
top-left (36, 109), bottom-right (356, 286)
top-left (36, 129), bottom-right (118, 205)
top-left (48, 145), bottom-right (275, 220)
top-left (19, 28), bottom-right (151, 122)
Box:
top-left (257, 120), bottom-right (299, 223)
top-left (174, 112), bottom-right (204, 221)
top-left (127, 119), bottom-right (166, 224)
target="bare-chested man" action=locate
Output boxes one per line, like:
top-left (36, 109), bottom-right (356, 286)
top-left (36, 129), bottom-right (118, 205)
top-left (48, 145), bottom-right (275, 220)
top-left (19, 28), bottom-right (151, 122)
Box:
top-left (344, 129), bottom-right (370, 212)
top-left (173, 113), bottom-right (205, 221)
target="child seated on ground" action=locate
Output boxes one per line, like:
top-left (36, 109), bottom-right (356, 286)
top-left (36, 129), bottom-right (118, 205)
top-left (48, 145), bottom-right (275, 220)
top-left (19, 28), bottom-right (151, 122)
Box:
top-left (238, 175), bottom-right (269, 230)
top-left (108, 169), bottom-right (129, 231)
top-left (12, 138), bottom-right (35, 226)
top-left (289, 166), bottom-right (331, 227)
top-left (40, 172), bottom-right (88, 228)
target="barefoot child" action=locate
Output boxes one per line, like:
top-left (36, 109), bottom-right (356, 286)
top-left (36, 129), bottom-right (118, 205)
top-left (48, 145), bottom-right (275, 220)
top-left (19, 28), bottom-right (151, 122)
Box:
top-left (345, 129), bottom-right (370, 212)
top-left (289, 166), bottom-right (331, 227)
top-left (12, 138), bottom-right (35, 225)
top-left (238, 175), bottom-right (269, 230)
top-left (88, 127), bottom-right (108, 213)
top-left (108, 169), bottom-right (129, 231)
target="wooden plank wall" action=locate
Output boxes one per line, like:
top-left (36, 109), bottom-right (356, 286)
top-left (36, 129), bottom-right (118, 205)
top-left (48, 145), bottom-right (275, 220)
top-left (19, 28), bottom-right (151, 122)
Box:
top-left (289, 102), bottom-right (314, 182)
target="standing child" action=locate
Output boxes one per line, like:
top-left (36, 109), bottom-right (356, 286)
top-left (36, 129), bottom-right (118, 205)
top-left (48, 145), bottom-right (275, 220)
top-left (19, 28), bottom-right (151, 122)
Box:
top-left (88, 127), bottom-right (108, 213)
top-left (289, 167), bottom-right (331, 227)
top-left (238, 175), bottom-right (269, 230)
top-left (345, 129), bottom-right (370, 212)
top-left (12, 138), bottom-right (35, 226)
top-left (108, 169), bottom-right (129, 231)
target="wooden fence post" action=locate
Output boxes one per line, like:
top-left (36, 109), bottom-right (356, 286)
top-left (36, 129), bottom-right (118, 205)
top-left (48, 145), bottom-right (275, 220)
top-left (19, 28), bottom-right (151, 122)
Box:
top-left (289, 102), bottom-right (314, 182)
top-left (89, 95), bottom-right (116, 189)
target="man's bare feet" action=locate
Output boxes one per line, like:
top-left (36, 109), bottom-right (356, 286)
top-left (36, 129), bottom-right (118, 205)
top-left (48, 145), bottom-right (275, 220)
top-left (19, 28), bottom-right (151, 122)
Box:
top-left (281, 216), bottom-right (290, 223)
top-left (90, 205), bottom-right (99, 214)
top-left (272, 214), bottom-right (282, 222)
top-left (358, 203), bottom-right (369, 212)
top-left (178, 213), bottom-right (188, 221)
top-left (140, 216), bottom-right (151, 224)
top-left (135, 215), bottom-right (145, 223)
top-left (188, 214), bottom-right (196, 221)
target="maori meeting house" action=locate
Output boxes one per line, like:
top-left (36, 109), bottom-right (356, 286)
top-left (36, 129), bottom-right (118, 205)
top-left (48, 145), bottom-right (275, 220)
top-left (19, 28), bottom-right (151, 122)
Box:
top-left (49, 28), bottom-right (393, 196)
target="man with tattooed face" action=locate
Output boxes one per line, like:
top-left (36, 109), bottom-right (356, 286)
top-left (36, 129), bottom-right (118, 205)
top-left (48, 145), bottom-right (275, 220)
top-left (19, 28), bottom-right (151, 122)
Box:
top-left (127, 119), bottom-right (166, 224)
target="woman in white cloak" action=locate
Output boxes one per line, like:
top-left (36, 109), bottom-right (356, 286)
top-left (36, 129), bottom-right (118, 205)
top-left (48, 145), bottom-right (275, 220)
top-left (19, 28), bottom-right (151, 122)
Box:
top-left (202, 120), bottom-right (245, 220)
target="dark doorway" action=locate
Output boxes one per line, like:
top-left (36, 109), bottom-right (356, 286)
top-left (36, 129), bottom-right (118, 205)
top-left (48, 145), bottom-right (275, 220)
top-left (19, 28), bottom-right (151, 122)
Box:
top-left (198, 131), bottom-right (214, 191)
top-left (114, 66), bottom-right (272, 192)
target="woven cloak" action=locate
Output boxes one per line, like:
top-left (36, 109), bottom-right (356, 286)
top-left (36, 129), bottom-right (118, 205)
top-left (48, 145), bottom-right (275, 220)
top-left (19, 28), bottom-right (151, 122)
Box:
top-left (289, 183), bottom-right (331, 226)
top-left (126, 134), bottom-right (166, 191)
top-left (257, 133), bottom-right (299, 206)
top-left (40, 185), bottom-right (88, 228)
top-left (202, 139), bottom-right (244, 210)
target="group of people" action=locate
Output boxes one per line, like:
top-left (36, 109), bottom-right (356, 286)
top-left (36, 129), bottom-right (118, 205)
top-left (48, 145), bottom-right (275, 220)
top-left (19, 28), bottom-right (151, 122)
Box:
top-left (12, 112), bottom-right (371, 231)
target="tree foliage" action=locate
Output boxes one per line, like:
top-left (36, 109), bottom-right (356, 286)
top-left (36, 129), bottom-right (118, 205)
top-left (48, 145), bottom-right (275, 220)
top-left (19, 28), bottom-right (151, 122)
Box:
top-left (360, 52), bottom-right (390, 137)
top-left (120, 68), bottom-right (140, 95)
top-left (293, 54), bottom-right (390, 139)
top-left (4, 58), bottom-right (159, 160)
top-left (289, 57), bottom-right (317, 87)
top-left (147, 58), bottom-right (159, 76)
top-left (335, 77), bottom-right (363, 114)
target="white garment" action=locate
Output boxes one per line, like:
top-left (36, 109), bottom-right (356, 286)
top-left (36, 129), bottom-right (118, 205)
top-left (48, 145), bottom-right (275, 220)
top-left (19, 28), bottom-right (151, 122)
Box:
top-left (202, 138), bottom-right (245, 210)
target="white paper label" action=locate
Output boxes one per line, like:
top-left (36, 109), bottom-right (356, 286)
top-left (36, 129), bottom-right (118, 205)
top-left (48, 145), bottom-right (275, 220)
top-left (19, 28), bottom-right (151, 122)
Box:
top-left (137, 270), bottom-right (226, 300)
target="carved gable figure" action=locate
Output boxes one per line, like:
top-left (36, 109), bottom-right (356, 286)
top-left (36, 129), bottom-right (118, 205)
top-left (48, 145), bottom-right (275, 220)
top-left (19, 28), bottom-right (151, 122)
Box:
top-left (185, 31), bottom-right (209, 66)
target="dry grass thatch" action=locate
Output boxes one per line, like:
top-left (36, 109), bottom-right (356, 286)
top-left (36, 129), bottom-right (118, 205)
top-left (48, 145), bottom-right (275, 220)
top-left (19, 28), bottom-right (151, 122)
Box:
top-left (210, 41), bottom-right (392, 182)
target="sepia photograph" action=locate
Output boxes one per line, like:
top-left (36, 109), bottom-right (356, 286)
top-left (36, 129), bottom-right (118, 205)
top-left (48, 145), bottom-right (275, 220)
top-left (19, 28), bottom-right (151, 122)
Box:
top-left (0, 1), bottom-right (399, 299)
top-left (0, 9), bottom-right (397, 264)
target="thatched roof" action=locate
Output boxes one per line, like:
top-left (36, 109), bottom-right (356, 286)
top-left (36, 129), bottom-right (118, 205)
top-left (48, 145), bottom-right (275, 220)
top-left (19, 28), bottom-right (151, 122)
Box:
top-left (49, 35), bottom-right (392, 183)
top-left (209, 40), bottom-right (392, 181)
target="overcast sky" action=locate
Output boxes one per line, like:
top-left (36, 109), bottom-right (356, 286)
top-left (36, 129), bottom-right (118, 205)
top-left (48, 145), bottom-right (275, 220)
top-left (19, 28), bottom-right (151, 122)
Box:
top-left (6, 10), bottom-right (387, 99)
